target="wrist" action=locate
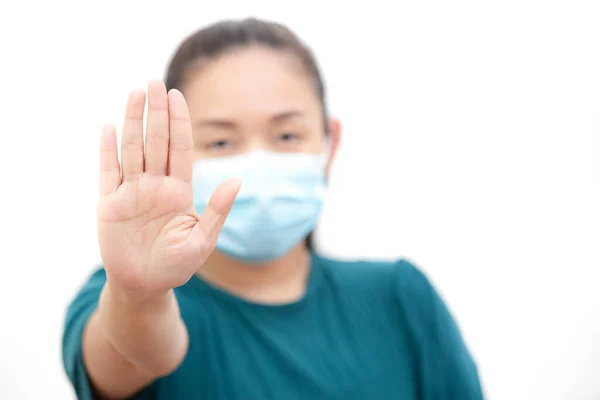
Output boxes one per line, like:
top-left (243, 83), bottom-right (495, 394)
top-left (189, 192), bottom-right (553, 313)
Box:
top-left (101, 280), bottom-right (174, 314)
top-left (97, 282), bottom-right (187, 377)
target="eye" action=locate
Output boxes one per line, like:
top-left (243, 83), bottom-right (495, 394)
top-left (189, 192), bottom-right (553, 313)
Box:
top-left (206, 139), bottom-right (231, 150)
top-left (277, 132), bottom-right (300, 143)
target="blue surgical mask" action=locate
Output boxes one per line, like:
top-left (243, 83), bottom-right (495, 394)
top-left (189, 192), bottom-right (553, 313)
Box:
top-left (192, 147), bottom-right (328, 263)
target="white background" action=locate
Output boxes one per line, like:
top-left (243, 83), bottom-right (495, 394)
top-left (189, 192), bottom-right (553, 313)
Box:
top-left (0, 1), bottom-right (599, 399)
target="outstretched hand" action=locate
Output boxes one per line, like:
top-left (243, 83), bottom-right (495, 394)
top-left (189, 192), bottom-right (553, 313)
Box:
top-left (97, 80), bottom-right (240, 299)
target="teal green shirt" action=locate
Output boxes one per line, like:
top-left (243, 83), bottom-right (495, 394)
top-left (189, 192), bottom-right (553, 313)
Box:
top-left (63, 254), bottom-right (483, 399)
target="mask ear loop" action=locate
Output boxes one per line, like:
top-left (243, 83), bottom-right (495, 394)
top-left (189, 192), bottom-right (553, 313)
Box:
top-left (320, 137), bottom-right (333, 167)
top-left (307, 138), bottom-right (331, 254)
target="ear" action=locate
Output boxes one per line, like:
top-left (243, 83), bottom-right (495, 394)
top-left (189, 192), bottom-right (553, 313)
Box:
top-left (325, 118), bottom-right (342, 176)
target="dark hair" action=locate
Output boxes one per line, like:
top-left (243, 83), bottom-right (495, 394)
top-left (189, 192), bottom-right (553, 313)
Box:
top-left (164, 17), bottom-right (329, 252)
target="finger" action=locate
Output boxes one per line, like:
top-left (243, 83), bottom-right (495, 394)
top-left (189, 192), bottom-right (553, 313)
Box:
top-left (144, 80), bottom-right (170, 175)
top-left (192, 178), bottom-right (242, 246)
top-left (167, 89), bottom-right (194, 182)
top-left (99, 125), bottom-right (121, 195)
top-left (121, 89), bottom-right (146, 180)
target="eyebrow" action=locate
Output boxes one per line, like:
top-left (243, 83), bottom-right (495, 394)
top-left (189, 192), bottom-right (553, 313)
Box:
top-left (193, 110), bottom-right (306, 130)
top-left (271, 110), bottom-right (305, 122)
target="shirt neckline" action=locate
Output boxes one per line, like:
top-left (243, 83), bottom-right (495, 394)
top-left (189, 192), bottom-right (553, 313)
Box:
top-left (185, 252), bottom-right (324, 313)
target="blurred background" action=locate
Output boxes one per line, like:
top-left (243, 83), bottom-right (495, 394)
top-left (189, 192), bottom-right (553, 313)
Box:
top-left (0, 0), bottom-right (599, 399)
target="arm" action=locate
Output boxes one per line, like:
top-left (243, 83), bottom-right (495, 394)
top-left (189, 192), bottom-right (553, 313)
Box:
top-left (82, 283), bottom-right (188, 399)
top-left (66, 81), bottom-right (237, 399)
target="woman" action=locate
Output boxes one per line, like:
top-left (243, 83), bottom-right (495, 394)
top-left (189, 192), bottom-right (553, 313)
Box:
top-left (63, 18), bottom-right (484, 400)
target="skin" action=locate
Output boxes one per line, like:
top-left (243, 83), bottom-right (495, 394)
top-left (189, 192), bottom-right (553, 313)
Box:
top-left (82, 46), bottom-right (341, 399)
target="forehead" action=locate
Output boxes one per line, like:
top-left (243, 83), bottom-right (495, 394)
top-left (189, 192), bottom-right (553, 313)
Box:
top-left (181, 46), bottom-right (321, 119)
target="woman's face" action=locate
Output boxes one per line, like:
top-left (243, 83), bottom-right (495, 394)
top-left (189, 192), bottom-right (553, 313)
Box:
top-left (182, 46), bottom-right (340, 164)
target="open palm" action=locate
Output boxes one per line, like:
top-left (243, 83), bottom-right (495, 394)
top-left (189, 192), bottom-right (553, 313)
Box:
top-left (97, 81), bottom-right (240, 297)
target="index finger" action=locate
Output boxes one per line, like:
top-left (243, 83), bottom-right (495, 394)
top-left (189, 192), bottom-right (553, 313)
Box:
top-left (167, 89), bottom-right (194, 182)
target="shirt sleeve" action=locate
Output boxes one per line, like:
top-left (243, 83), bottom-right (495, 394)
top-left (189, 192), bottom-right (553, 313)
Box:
top-left (62, 269), bottom-right (160, 400)
top-left (62, 268), bottom-right (160, 400)
top-left (62, 268), bottom-right (107, 400)
top-left (394, 259), bottom-right (485, 400)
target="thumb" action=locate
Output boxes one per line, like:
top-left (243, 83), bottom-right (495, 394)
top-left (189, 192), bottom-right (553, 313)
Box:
top-left (191, 178), bottom-right (241, 248)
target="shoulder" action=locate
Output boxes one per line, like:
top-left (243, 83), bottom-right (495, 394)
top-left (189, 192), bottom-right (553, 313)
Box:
top-left (317, 254), bottom-right (446, 325)
top-left (316, 253), bottom-right (427, 288)
top-left (390, 258), bottom-right (439, 309)
top-left (316, 254), bottom-right (396, 289)
top-left (315, 254), bottom-right (432, 301)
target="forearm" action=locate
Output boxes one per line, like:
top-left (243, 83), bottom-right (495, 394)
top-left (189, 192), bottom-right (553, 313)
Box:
top-left (82, 282), bottom-right (188, 399)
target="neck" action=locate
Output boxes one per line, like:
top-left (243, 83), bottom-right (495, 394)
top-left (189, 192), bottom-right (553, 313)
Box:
top-left (196, 244), bottom-right (312, 304)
